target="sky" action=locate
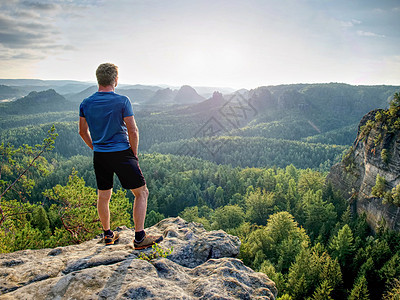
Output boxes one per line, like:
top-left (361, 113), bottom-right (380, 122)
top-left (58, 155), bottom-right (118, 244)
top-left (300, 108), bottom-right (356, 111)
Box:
top-left (0, 0), bottom-right (399, 89)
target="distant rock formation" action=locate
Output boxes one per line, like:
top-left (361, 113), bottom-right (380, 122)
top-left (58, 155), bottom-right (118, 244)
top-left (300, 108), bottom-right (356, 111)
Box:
top-left (148, 86), bottom-right (205, 105)
top-left (66, 86), bottom-right (157, 104)
top-left (248, 87), bottom-right (276, 110)
top-left (0, 217), bottom-right (277, 299)
top-left (183, 90), bottom-right (226, 114)
top-left (173, 85), bottom-right (205, 104)
top-left (149, 87), bottom-right (177, 104)
top-left (327, 108), bottom-right (400, 232)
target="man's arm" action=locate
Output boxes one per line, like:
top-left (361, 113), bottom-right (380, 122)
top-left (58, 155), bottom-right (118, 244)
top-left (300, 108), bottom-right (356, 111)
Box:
top-left (79, 117), bottom-right (93, 150)
top-left (124, 115), bottom-right (139, 157)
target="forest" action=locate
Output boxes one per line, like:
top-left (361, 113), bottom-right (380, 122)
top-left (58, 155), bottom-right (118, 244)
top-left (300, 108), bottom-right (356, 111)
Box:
top-left (1, 82), bottom-right (400, 299)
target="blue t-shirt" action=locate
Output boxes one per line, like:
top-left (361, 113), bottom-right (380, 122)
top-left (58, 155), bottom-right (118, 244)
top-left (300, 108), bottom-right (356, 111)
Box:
top-left (79, 91), bottom-right (134, 152)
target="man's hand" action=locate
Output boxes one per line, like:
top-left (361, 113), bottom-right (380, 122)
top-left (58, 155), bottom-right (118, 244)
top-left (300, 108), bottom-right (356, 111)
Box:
top-left (124, 115), bottom-right (139, 156)
top-left (79, 117), bottom-right (93, 150)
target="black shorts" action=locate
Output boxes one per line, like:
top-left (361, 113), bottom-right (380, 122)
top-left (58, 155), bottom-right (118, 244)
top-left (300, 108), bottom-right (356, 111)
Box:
top-left (93, 148), bottom-right (146, 190)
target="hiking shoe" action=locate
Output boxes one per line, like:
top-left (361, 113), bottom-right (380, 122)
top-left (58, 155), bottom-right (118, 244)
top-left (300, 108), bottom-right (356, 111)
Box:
top-left (104, 231), bottom-right (120, 245)
top-left (134, 234), bottom-right (163, 250)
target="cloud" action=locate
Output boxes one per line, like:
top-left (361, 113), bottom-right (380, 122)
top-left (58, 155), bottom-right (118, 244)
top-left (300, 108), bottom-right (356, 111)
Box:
top-left (11, 52), bottom-right (46, 60)
top-left (373, 8), bottom-right (385, 13)
top-left (340, 19), bottom-right (362, 27)
top-left (0, 45), bottom-right (45, 60)
top-left (0, 32), bottom-right (48, 48)
top-left (0, 13), bottom-right (58, 48)
top-left (357, 30), bottom-right (385, 38)
top-left (0, 0), bottom-right (76, 60)
top-left (21, 1), bottom-right (58, 11)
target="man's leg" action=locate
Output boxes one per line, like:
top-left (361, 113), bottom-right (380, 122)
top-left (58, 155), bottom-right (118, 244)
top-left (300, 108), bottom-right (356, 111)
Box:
top-left (131, 185), bottom-right (149, 232)
top-left (131, 185), bottom-right (163, 249)
top-left (97, 189), bottom-right (112, 231)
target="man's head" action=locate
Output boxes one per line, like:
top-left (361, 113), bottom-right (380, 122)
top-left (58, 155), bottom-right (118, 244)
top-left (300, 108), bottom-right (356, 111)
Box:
top-left (96, 63), bottom-right (118, 87)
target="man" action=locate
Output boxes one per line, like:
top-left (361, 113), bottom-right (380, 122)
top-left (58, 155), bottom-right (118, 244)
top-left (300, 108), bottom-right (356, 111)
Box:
top-left (79, 63), bottom-right (163, 249)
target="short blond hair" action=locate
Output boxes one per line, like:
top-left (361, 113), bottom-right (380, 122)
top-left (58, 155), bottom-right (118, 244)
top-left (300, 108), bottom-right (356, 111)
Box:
top-left (96, 63), bottom-right (118, 86)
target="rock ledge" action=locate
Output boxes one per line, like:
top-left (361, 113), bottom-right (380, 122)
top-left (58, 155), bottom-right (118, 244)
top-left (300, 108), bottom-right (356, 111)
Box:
top-left (0, 217), bottom-right (277, 299)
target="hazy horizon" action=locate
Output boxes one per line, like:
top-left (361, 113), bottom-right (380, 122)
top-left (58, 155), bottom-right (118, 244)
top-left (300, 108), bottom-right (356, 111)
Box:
top-left (1, 78), bottom-right (400, 93)
top-left (1, 0), bottom-right (399, 89)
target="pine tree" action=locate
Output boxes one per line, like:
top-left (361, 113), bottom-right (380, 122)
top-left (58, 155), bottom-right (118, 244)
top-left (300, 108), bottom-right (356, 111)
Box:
top-left (43, 171), bottom-right (132, 244)
top-left (211, 205), bottom-right (244, 230)
top-left (383, 279), bottom-right (400, 300)
top-left (277, 294), bottom-right (293, 300)
top-left (245, 188), bottom-right (275, 225)
top-left (372, 174), bottom-right (386, 198)
top-left (329, 224), bottom-right (355, 268)
top-left (388, 92), bottom-right (400, 118)
top-left (309, 280), bottom-right (333, 300)
top-left (31, 205), bottom-right (50, 231)
top-left (214, 186), bottom-right (226, 207)
top-left (144, 210), bottom-right (164, 228)
top-left (349, 276), bottom-right (369, 300)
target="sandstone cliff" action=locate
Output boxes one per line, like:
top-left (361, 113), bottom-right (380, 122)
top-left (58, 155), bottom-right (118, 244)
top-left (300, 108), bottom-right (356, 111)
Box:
top-left (0, 217), bottom-right (277, 299)
top-left (327, 105), bottom-right (400, 232)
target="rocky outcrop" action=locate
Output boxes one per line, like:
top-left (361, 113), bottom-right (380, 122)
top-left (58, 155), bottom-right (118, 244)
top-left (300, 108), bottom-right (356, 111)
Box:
top-left (149, 88), bottom-right (177, 104)
top-left (174, 85), bottom-right (205, 104)
top-left (0, 217), bottom-right (277, 299)
top-left (327, 109), bottom-right (400, 232)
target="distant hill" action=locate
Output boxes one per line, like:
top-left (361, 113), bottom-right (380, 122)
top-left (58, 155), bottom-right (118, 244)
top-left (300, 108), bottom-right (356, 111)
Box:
top-left (0, 79), bottom-right (94, 97)
top-left (65, 86), bottom-right (98, 103)
top-left (146, 85), bottom-right (205, 105)
top-left (192, 86), bottom-right (236, 98)
top-left (1, 82), bottom-right (399, 158)
top-left (52, 83), bottom-right (94, 95)
top-left (0, 85), bottom-right (24, 101)
top-left (148, 88), bottom-right (177, 104)
top-left (0, 79), bottom-right (93, 88)
top-left (0, 79), bottom-right (52, 86)
top-left (67, 85), bottom-right (208, 105)
top-left (66, 86), bottom-right (158, 104)
top-left (0, 89), bottom-right (74, 114)
top-left (116, 88), bottom-right (155, 103)
top-left (181, 91), bottom-right (226, 114)
top-left (0, 79), bottom-right (235, 105)
top-left (117, 84), bottom-right (163, 91)
top-left (1, 82), bottom-right (399, 172)
top-left (170, 83), bottom-right (400, 143)
top-left (174, 85), bottom-right (205, 104)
